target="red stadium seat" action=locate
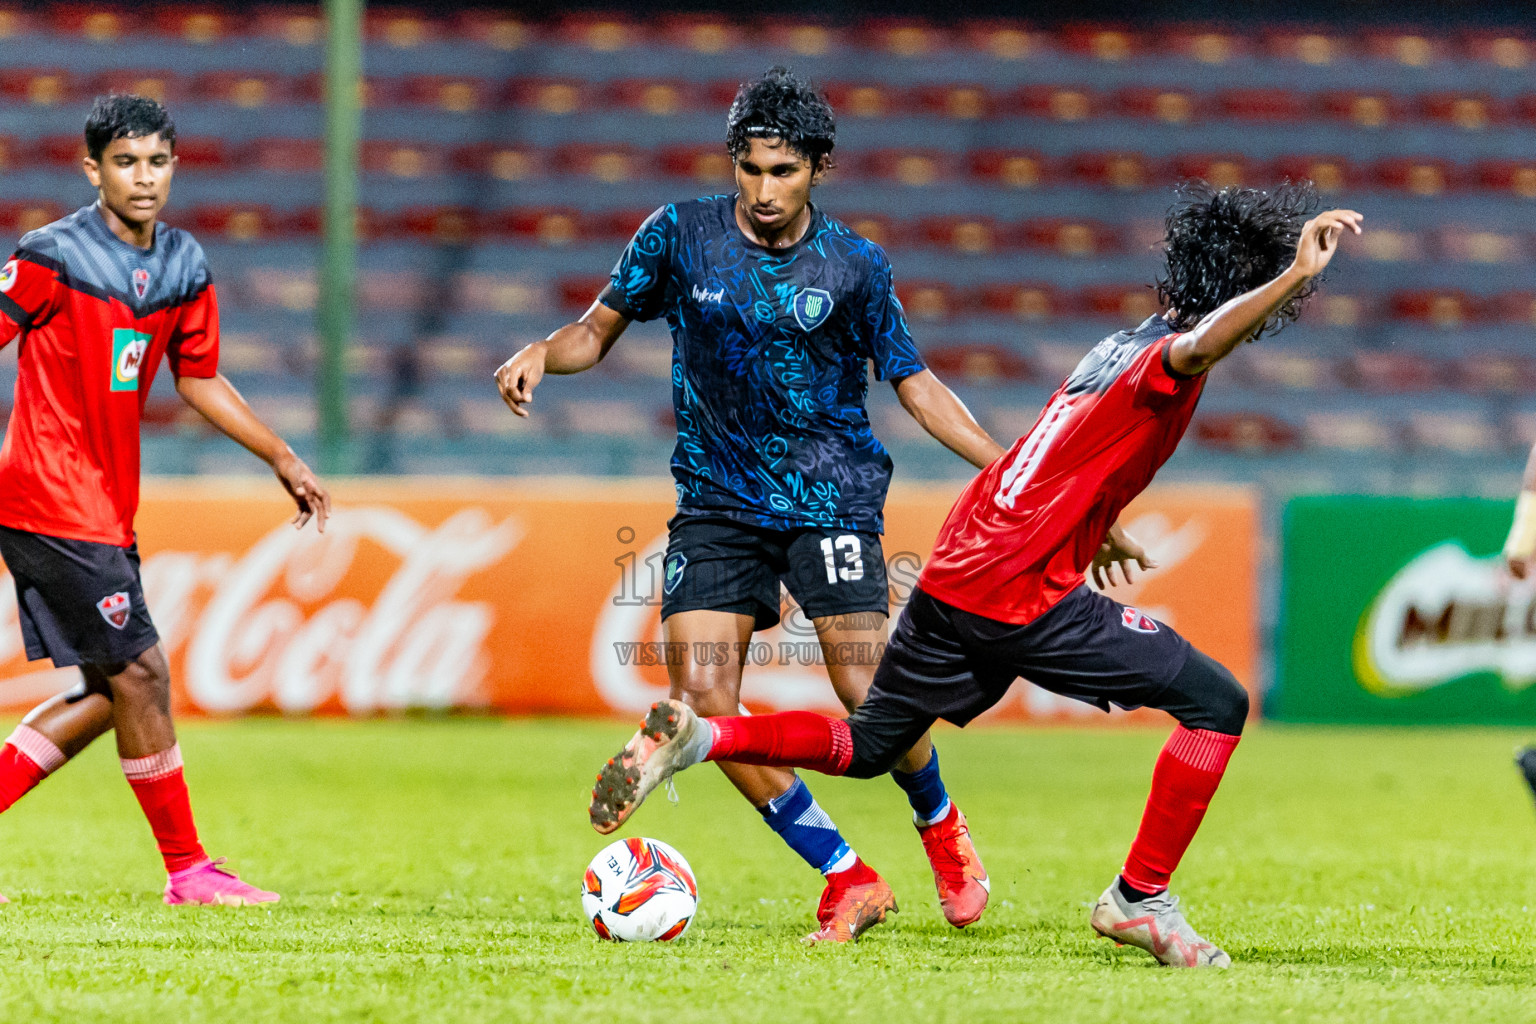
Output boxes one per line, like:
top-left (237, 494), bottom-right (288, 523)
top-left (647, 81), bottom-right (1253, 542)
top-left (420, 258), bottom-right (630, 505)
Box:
top-left (248, 138), bottom-right (322, 174)
top-left (1346, 350), bottom-right (1442, 391)
top-left (151, 7), bottom-right (239, 44)
top-left (1233, 349), bottom-right (1340, 390)
top-left (657, 16), bottom-right (745, 54)
top-left (35, 135), bottom-right (86, 168)
top-left (1165, 29), bottom-right (1251, 64)
top-left (291, 73), bottom-right (398, 108)
top-left (251, 8), bottom-right (324, 47)
top-left (1217, 89), bottom-right (1310, 122)
top-left (193, 72), bottom-right (292, 108)
top-left (1419, 93), bottom-right (1504, 130)
top-left (1361, 30), bottom-right (1443, 67)
top-left (0, 202), bottom-right (65, 235)
top-left (859, 19), bottom-right (952, 58)
top-left (1388, 291), bottom-right (1483, 328)
top-left (1372, 158), bottom-right (1464, 195)
top-left (503, 78), bottom-right (591, 116)
top-left (860, 149), bottom-right (958, 186)
top-left (486, 208), bottom-right (584, 246)
top-left (758, 22), bottom-right (846, 58)
top-left (360, 141), bottom-right (447, 179)
top-left (452, 11), bottom-right (533, 51)
top-left (1462, 32), bottom-right (1532, 69)
top-left (557, 276), bottom-right (610, 313)
top-left (1066, 151), bottom-right (1160, 190)
top-left (968, 150), bottom-right (1052, 189)
top-left (0, 8), bottom-right (38, 38)
top-left (1318, 91), bottom-right (1405, 128)
top-left (1454, 354), bottom-right (1536, 394)
top-left (0, 70), bottom-right (77, 107)
top-left (364, 8), bottom-right (441, 48)
top-left (976, 283), bottom-right (1063, 321)
top-left (1170, 154), bottom-right (1251, 188)
top-left (1475, 160), bottom-right (1536, 198)
top-left (1056, 25), bottom-right (1142, 62)
top-left (893, 281), bottom-right (958, 321)
top-left (958, 22), bottom-right (1042, 61)
top-left (49, 5), bottom-right (141, 41)
top-left (656, 145), bottom-right (734, 185)
top-left (1483, 292), bottom-right (1536, 325)
top-left (399, 76), bottom-right (493, 113)
top-left (552, 144), bottom-right (648, 184)
top-left (1406, 411), bottom-right (1502, 453)
top-left (552, 14), bottom-right (643, 51)
top-left (910, 84), bottom-right (995, 120)
top-left (822, 81), bottom-right (900, 119)
top-left (1303, 412), bottom-right (1399, 452)
top-left (189, 205), bottom-right (284, 242)
top-left (917, 217), bottom-right (1005, 254)
top-left (925, 345), bottom-right (1030, 384)
top-left (89, 70), bottom-right (187, 104)
top-left (0, 136), bottom-right (20, 174)
top-left (172, 138), bottom-right (230, 171)
top-left (1196, 413), bottom-right (1301, 453)
top-left (837, 213), bottom-right (910, 249)
top-left (582, 209), bottom-right (653, 243)
top-left (451, 144), bottom-right (544, 182)
top-left (604, 79), bottom-right (706, 117)
top-left (1268, 155), bottom-right (1362, 193)
top-left (1079, 285), bottom-right (1161, 322)
top-left (1435, 226), bottom-right (1527, 264)
top-left (1262, 30), bottom-right (1351, 66)
top-left (1019, 220), bottom-right (1122, 258)
top-left (1008, 85), bottom-right (1100, 122)
top-left (1113, 87), bottom-right (1205, 125)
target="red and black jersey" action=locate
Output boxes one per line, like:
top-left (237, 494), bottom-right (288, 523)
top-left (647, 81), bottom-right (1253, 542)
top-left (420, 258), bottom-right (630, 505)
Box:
top-left (919, 316), bottom-right (1204, 625)
top-left (0, 204), bottom-right (219, 547)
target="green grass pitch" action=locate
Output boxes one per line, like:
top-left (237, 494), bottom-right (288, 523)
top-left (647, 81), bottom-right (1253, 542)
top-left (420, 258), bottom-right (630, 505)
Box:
top-left (0, 718), bottom-right (1530, 1023)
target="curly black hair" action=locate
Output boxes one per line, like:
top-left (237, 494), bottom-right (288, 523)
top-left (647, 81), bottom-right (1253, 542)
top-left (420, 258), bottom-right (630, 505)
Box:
top-left (726, 67), bottom-right (835, 172)
top-left (85, 93), bottom-right (176, 162)
top-left (1155, 180), bottom-right (1321, 337)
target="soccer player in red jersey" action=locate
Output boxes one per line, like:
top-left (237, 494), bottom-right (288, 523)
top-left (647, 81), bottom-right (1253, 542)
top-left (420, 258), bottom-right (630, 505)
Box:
top-left (591, 185), bottom-right (1363, 965)
top-left (0, 95), bottom-right (329, 905)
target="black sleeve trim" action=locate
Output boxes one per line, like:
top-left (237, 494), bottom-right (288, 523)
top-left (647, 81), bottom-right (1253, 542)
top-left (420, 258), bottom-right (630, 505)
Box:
top-left (14, 248), bottom-right (64, 276)
top-left (1161, 335), bottom-right (1202, 380)
top-left (597, 282), bottom-right (637, 320)
top-left (0, 292), bottom-right (28, 328)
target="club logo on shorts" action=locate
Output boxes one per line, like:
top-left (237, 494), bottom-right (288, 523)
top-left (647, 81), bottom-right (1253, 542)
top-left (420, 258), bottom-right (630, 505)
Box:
top-left (1121, 607), bottom-right (1160, 634)
top-left (132, 267), bottom-right (150, 299)
top-left (663, 552), bottom-right (687, 595)
top-left (792, 288), bottom-right (834, 332)
top-left (96, 592), bottom-right (131, 630)
top-left (111, 328), bottom-right (151, 392)
top-left (0, 259), bottom-right (16, 294)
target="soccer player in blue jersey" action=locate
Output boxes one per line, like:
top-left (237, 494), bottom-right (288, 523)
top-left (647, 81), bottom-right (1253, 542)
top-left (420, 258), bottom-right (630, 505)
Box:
top-left (497, 68), bottom-right (1005, 941)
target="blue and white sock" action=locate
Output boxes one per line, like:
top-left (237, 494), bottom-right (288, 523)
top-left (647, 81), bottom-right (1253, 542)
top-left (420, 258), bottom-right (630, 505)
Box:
top-left (760, 776), bottom-right (856, 875)
top-left (891, 747), bottom-right (952, 827)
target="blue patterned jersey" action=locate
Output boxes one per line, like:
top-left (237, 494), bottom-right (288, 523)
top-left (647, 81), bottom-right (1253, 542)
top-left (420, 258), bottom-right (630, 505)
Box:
top-left (598, 194), bottom-right (925, 532)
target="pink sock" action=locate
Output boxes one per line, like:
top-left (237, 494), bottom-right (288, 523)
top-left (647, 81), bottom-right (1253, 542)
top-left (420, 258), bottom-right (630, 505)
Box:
top-left (1121, 726), bottom-right (1241, 893)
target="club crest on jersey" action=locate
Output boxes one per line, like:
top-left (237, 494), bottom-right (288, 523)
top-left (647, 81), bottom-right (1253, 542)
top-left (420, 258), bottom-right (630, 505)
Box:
top-left (0, 259), bottom-right (16, 294)
top-left (792, 288), bottom-right (834, 332)
top-left (663, 552), bottom-right (687, 595)
top-left (132, 268), bottom-right (150, 299)
top-left (1121, 607), bottom-right (1160, 634)
top-left (96, 592), bottom-right (131, 630)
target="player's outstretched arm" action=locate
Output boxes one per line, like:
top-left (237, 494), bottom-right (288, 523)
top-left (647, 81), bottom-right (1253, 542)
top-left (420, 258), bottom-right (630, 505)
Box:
top-left (494, 301), bottom-right (630, 418)
top-left (175, 373), bottom-right (331, 532)
top-left (1167, 209), bottom-right (1363, 377)
top-left (1507, 442), bottom-right (1536, 579)
top-left (895, 369), bottom-right (1008, 469)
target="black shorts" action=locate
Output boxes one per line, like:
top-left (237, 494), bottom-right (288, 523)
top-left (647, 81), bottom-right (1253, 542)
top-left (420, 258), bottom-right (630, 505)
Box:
top-left (870, 584), bottom-right (1193, 726)
top-left (0, 525), bottom-right (160, 669)
top-left (660, 514), bottom-right (889, 631)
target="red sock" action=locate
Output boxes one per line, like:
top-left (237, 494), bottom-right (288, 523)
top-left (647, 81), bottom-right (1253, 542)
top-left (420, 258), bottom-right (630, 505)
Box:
top-left (121, 744), bottom-right (208, 874)
top-left (705, 712), bottom-right (854, 775)
top-left (1120, 726), bottom-right (1241, 894)
top-left (0, 725), bottom-right (65, 812)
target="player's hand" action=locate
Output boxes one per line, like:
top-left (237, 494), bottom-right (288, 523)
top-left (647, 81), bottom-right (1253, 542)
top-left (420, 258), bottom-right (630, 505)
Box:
top-left (1091, 526), bottom-right (1158, 589)
top-left (274, 451), bottom-right (330, 534)
top-left (1289, 209), bottom-right (1363, 278)
top-left (495, 342), bottom-right (548, 418)
top-left (1509, 554), bottom-right (1533, 580)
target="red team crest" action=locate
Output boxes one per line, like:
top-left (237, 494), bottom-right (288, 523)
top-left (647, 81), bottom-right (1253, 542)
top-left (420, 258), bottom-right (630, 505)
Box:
top-left (132, 268), bottom-right (150, 299)
top-left (96, 591), bottom-right (131, 629)
top-left (1121, 607), bottom-right (1160, 634)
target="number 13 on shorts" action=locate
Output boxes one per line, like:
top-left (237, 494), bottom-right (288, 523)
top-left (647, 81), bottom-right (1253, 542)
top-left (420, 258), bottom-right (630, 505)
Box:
top-left (820, 535), bottom-right (865, 583)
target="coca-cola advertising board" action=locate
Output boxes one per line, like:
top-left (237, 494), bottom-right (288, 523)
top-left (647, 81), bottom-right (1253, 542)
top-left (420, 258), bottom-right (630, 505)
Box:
top-left (0, 480), bottom-right (1257, 722)
top-left (1273, 496), bottom-right (1533, 724)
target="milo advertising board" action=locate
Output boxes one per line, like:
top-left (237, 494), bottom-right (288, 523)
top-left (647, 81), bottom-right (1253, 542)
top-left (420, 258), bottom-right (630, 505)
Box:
top-left (1273, 496), bottom-right (1535, 724)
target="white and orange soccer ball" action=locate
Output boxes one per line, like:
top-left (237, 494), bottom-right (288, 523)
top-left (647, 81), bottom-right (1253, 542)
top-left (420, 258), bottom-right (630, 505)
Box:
top-left (581, 837), bottom-right (698, 942)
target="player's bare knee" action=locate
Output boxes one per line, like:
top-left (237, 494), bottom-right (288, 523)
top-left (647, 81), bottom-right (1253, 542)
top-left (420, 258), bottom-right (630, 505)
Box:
top-left (675, 668), bottom-right (742, 717)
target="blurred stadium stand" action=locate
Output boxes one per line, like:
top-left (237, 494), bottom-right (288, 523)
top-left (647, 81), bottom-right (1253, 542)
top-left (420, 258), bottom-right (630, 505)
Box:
top-left (0, 6), bottom-right (1532, 490)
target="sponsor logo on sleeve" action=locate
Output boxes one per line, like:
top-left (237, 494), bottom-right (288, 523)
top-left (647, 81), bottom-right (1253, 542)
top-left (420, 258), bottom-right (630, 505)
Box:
top-left (111, 328), bottom-right (151, 392)
top-left (1120, 607), bottom-right (1160, 633)
top-left (792, 288), bottom-right (834, 332)
top-left (96, 592), bottom-right (132, 630)
top-left (0, 259), bottom-right (16, 294)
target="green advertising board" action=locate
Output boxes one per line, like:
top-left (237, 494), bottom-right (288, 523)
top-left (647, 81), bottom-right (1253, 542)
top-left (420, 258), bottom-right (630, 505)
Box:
top-left (1273, 495), bottom-right (1534, 724)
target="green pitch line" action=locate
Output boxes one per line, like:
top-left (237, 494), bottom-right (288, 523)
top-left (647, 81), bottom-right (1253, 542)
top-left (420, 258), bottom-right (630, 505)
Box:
top-left (0, 719), bottom-right (1530, 1023)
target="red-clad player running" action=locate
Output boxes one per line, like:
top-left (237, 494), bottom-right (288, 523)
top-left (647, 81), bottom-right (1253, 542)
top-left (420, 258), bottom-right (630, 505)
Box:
top-left (0, 95), bottom-right (329, 904)
top-left (591, 185), bottom-right (1362, 965)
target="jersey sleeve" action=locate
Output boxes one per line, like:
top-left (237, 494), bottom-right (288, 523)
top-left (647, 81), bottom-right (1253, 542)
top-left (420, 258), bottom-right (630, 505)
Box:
top-left (1122, 334), bottom-right (1198, 404)
top-left (597, 205), bottom-right (677, 323)
top-left (0, 241), bottom-right (65, 345)
top-left (168, 281), bottom-right (220, 379)
top-left (861, 246), bottom-right (925, 382)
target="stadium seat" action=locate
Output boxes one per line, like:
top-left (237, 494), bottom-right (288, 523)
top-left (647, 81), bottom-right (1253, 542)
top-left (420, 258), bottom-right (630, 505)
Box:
top-left (249, 138), bottom-right (323, 174)
top-left (49, 6), bottom-right (140, 41)
top-left (364, 8), bottom-right (442, 49)
top-left (451, 144), bottom-right (543, 182)
top-left (562, 400), bottom-right (658, 437)
top-left (918, 216), bottom-right (1005, 254)
top-left (1262, 30), bottom-right (1350, 66)
top-left (452, 11), bottom-right (533, 51)
top-left (1018, 220), bottom-right (1122, 258)
top-left (861, 149), bottom-right (959, 186)
top-left (1112, 88), bottom-right (1203, 126)
top-left (1419, 93), bottom-right (1502, 131)
top-left (837, 213), bottom-right (909, 249)
top-left (1454, 354), bottom-right (1536, 394)
top-left (656, 145), bottom-right (735, 185)
top-left (1388, 290), bottom-right (1480, 328)
top-left (893, 281), bottom-right (959, 321)
top-left (1170, 154), bottom-right (1251, 188)
top-left (1346, 350), bottom-right (1442, 391)
top-left (1476, 160), bottom-right (1536, 198)
top-left (0, 70), bottom-right (76, 107)
top-left (911, 84), bottom-right (994, 120)
top-left (924, 345), bottom-right (1030, 383)
top-left (90, 70), bottom-right (185, 105)
top-left (1373, 158), bottom-right (1463, 196)
top-left (1269, 155), bottom-right (1362, 193)
top-left (1066, 151), bottom-right (1159, 191)
top-left (360, 141), bottom-right (447, 179)
top-left (504, 78), bottom-right (591, 115)
top-left (557, 276), bottom-right (610, 313)
top-left (656, 15), bottom-right (744, 53)
top-left (1231, 349), bottom-right (1340, 390)
top-left (0, 202), bottom-right (65, 235)
top-left (397, 207), bottom-right (479, 244)
top-left (968, 150), bottom-right (1052, 189)
top-left (1318, 91), bottom-right (1405, 129)
top-left (1196, 413), bottom-right (1301, 453)
top-left (976, 283), bottom-right (1063, 321)
top-left (35, 135), bottom-right (86, 168)
top-left (1009, 85), bottom-right (1099, 122)
top-left (1303, 411), bottom-right (1399, 451)
top-left (194, 72), bottom-right (292, 108)
top-left (1406, 410), bottom-right (1504, 453)
top-left (1217, 89), bottom-right (1310, 122)
top-left (399, 76), bottom-right (493, 113)
top-left (552, 14), bottom-right (641, 51)
top-left (150, 8), bottom-right (236, 44)
top-left (1078, 285), bottom-right (1161, 323)
top-left (553, 144), bottom-right (647, 184)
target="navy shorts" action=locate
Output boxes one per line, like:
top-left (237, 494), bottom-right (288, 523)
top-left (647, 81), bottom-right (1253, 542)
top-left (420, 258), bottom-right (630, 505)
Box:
top-left (660, 514), bottom-right (889, 631)
top-left (0, 526), bottom-right (160, 669)
top-left (869, 584), bottom-right (1193, 726)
